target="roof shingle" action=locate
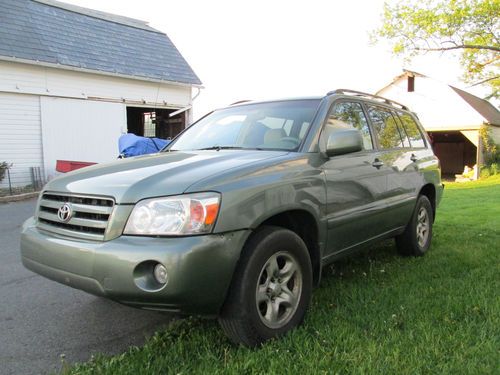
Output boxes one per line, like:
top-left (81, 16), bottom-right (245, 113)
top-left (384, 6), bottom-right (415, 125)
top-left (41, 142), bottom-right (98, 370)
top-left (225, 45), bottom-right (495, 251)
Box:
top-left (0, 0), bottom-right (201, 85)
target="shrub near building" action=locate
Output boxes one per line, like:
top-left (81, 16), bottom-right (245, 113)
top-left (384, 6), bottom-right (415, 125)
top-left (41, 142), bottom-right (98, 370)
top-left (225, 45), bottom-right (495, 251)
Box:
top-left (479, 126), bottom-right (500, 178)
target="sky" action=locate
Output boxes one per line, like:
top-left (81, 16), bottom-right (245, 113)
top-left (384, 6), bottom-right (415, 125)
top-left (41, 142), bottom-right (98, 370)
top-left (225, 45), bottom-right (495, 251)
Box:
top-left (62, 0), bottom-right (468, 119)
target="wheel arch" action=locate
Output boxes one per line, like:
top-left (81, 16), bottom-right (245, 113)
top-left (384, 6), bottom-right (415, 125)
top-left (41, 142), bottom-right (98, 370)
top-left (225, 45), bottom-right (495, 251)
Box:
top-left (257, 209), bottom-right (322, 287)
top-left (419, 183), bottom-right (436, 221)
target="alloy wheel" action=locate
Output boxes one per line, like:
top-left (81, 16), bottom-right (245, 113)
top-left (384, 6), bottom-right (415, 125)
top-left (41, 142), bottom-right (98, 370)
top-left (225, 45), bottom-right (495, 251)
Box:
top-left (255, 251), bottom-right (303, 329)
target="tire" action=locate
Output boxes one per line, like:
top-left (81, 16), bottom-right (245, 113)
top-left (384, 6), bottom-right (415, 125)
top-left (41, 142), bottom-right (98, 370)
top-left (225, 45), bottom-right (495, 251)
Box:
top-left (219, 226), bottom-right (312, 347)
top-left (396, 195), bottom-right (433, 256)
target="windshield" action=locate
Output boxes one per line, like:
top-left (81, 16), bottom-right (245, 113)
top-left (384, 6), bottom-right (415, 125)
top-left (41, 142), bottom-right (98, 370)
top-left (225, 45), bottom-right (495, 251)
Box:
top-left (167, 99), bottom-right (320, 152)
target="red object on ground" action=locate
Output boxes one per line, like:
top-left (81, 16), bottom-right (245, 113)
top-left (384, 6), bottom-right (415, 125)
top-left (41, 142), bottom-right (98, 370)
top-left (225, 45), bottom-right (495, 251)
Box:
top-left (56, 160), bottom-right (97, 173)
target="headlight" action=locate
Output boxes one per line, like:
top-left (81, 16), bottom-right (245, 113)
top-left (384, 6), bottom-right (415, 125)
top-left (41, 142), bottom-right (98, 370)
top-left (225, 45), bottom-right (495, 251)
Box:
top-left (124, 192), bottom-right (220, 236)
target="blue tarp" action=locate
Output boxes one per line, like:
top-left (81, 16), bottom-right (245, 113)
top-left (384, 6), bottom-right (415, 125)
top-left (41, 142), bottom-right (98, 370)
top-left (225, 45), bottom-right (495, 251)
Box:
top-left (118, 134), bottom-right (170, 157)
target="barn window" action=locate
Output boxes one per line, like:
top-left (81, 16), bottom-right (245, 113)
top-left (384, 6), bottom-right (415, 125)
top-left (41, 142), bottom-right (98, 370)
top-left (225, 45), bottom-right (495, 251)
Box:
top-left (408, 76), bottom-right (415, 92)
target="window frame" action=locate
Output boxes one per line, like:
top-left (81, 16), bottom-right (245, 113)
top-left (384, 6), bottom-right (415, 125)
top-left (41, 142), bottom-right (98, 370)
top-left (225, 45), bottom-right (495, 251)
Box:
top-left (365, 103), bottom-right (413, 151)
top-left (390, 110), bottom-right (411, 148)
top-left (320, 99), bottom-right (377, 156)
top-left (394, 110), bottom-right (428, 149)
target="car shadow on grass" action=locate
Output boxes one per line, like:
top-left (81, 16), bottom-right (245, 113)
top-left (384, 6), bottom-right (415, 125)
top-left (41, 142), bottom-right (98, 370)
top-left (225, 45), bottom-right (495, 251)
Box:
top-left (320, 239), bottom-right (401, 281)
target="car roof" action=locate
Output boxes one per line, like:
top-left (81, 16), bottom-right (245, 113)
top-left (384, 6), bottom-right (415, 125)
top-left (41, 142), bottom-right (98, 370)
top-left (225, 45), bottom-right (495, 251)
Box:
top-left (225, 97), bottom-right (323, 108)
top-left (217, 89), bottom-right (413, 114)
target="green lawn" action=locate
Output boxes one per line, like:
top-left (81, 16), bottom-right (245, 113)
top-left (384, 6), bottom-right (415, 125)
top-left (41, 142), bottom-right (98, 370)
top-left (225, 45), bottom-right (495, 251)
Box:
top-left (69, 176), bottom-right (500, 375)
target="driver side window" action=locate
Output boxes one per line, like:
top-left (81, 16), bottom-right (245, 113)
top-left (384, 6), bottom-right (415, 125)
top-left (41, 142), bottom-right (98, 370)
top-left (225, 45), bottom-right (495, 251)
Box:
top-left (327, 101), bottom-right (374, 150)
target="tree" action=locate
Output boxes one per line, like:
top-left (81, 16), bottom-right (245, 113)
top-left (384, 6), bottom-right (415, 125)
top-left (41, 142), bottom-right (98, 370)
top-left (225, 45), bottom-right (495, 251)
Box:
top-left (373, 0), bottom-right (500, 99)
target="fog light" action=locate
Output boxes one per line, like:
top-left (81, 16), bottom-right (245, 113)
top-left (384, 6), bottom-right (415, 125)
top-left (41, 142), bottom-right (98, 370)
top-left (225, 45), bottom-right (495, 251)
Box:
top-left (153, 263), bottom-right (168, 284)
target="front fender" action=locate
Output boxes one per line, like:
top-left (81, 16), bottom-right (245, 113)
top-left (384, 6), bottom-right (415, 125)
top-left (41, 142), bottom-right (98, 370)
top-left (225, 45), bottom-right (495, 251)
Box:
top-left (204, 154), bottom-right (327, 243)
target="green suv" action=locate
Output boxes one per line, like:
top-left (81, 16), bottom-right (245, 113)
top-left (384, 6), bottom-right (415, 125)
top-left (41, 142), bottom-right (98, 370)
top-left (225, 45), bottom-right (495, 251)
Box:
top-left (21, 89), bottom-right (443, 346)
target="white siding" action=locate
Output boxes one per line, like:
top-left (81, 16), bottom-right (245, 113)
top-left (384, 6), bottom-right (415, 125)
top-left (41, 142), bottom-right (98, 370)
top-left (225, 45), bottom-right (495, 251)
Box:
top-left (40, 97), bottom-right (125, 180)
top-left (0, 60), bottom-right (194, 186)
top-left (0, 60), bottom-right (192, 107)
top-left (378, 77), bottom-right (484, 131)
top-left (0, 92), bottom-right (43, 188)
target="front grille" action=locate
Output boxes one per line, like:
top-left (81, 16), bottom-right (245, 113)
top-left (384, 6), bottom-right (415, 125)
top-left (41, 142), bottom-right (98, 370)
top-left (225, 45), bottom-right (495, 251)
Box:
top-left (36, 192), bottom-right (115, 241)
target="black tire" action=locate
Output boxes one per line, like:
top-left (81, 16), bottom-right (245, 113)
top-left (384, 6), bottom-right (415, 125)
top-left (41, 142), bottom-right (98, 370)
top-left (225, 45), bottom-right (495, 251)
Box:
top-left (219, 226), bottom-right (312, 347)
top-left (396, 195), bottom-right (433, 256)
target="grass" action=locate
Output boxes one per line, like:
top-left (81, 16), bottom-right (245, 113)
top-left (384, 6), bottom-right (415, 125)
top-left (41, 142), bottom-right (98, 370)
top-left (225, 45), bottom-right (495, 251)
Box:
top-left (68, 176), bottom-right (500, 374)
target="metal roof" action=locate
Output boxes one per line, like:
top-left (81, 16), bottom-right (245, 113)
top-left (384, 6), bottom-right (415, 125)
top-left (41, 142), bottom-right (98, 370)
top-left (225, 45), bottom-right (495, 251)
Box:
top-left (450, 86), bottom-right (500, 126)
top-left (0, 0), bottom-right (201, 85)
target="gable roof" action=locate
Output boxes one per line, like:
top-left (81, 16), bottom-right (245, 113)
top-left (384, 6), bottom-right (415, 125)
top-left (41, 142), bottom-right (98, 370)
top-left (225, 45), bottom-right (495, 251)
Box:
top-left (450, 86), bottom-right (500, 126)
top-left (377, 69), bottom-right (500, 127)
top-left (376, 69), bottom-right (426, 94)
top-left (0, 0), bottom-right (201, 85)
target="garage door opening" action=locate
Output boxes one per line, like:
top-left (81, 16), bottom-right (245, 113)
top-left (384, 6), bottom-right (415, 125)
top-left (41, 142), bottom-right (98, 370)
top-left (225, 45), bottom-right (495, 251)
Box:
top-left (126, 107), bottom-right (186, 140)
top-left (428, 131), bottom-right (477, 180)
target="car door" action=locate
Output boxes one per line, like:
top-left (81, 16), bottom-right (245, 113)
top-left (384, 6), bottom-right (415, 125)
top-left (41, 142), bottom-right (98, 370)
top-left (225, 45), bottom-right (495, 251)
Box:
top-left (321, 100), bottom-right (388, 258)
top-left (365, 105), bottom-right (416, 231)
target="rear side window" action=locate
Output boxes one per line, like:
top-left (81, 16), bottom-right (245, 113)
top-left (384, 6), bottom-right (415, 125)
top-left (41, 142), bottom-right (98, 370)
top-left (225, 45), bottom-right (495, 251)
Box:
top-left (328, 101), bottom-right (373, 150)
top-left (397, 112), bottom-right (426, 148)
top-left (367, 106), bottom-right (409, 149)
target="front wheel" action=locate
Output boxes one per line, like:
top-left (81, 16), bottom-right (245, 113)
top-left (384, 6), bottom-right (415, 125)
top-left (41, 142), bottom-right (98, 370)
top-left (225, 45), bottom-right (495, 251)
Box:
top-left (396, 195), bottom-right (433, 256)
top-left (219, 226), bottom-right (312, 347)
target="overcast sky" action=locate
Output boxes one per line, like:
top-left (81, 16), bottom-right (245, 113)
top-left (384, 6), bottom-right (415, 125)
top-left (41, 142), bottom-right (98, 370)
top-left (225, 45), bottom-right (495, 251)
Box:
top-left (62, 0), bottom-right (466, 119)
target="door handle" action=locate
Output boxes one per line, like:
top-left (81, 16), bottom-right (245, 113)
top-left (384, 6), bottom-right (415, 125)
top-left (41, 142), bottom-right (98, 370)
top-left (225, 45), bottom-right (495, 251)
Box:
top-left (372, 159), bottom-right (384, 169)
top-left (410, 154), bottom-right (418, 162)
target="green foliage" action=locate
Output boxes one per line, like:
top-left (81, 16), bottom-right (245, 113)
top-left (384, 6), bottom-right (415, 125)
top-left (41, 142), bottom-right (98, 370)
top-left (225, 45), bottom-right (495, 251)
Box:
top-left (480, 166), bottom-right (491, 178)
top-left (480, 163), bottom-right (499, 178)
top-left (491, 162), bottom-right (499, 175)
top-left (479, 125), bottom-right (500, 165)
top-left (0, 162), bottom-right (11, 183)
top-left (68, 177), bottom-right (500, 374)
top-left (479, 125), bottom-right (500, 178)
top-left (373, 0), bottom-right (500, 99)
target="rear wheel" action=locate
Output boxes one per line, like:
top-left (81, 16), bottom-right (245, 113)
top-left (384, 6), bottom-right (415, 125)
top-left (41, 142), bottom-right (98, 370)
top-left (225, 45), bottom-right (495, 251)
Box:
top-left (396, 195), bottom-right (433, 256)
top-left (219, 226), bottom-right (312, 347)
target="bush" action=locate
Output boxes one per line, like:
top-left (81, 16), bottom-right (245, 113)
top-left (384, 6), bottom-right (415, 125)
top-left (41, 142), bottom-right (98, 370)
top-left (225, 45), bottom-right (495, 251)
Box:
top-left (479, 126), bottom-right (500, 179)
top-left (0, 162), bottom-right (11, 183)
top-left (490, 163), bottom-right (499, 175)
top-left (480, 163), bottom-right (500, 179)
top-left (480, 167), bottom-right (491, 179)
top-left (479, 126), bottom-right (500, 165)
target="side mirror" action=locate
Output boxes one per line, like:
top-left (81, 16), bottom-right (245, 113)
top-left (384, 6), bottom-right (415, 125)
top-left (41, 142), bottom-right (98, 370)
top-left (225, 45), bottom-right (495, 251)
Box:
top-left (325, 128), bottom-right (363, 156)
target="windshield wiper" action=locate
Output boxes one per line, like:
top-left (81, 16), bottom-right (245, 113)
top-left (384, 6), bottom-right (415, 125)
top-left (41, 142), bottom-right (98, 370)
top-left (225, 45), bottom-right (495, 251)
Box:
top-left (196, 146), bottom-right (246, 151)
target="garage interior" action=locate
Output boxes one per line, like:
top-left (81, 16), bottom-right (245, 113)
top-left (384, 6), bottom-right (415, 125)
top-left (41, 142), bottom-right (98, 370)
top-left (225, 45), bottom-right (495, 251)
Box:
top-left (428, 131), bottom-right (477, 179)
top-left (126, 107), bottom-right (186, 139)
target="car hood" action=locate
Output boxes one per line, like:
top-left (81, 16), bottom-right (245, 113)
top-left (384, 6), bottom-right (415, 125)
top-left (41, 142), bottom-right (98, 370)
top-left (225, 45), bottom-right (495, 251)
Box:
top-left (44, 150), bottom-right (288, 203)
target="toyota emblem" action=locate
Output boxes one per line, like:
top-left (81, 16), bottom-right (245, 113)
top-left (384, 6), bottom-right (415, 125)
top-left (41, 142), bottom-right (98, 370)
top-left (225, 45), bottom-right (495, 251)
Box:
top-left (57, 203), bottom-right (73, 222)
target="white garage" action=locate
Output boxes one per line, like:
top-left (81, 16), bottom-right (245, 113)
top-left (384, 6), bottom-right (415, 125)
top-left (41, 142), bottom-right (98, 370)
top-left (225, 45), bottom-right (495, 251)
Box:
top-left (0, 0), bottom-right (201, 189)
top-left (0, 92), bottom-right (44, 187)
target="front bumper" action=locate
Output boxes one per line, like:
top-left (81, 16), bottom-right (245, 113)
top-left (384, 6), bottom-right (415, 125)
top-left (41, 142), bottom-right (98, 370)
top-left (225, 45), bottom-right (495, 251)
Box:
top-left (20, 217), bottom-right (250, 315)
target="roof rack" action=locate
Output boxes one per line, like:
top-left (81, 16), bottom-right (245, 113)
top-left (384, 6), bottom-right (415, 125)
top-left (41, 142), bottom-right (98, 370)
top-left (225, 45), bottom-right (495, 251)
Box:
top-left (229, 100), bottom-right (252, 106)
top-left (326, 89), bottom-right (409, 110)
